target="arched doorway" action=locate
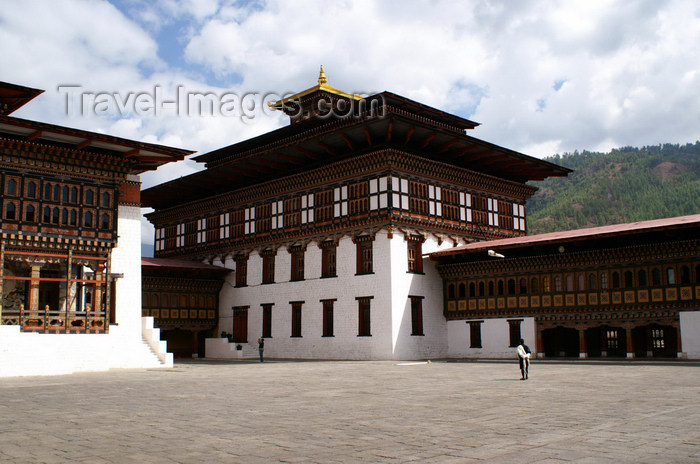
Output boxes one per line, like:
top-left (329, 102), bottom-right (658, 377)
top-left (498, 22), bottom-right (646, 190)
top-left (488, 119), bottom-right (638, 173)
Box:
top-left (542, 326), bottom-right (579, 357)
top-left (598, 325), bottom-right (626, 358)
top-left (585, 327), bottom-right (602, 357)
top-left (633, 324), bottom-right (678, 358)
top-left (162, 329), bottom-right (195, 358)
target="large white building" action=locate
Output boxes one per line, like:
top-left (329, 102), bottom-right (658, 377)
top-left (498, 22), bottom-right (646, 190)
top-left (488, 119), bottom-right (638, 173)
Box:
top-left (143, 70), bottom-right (571, 360)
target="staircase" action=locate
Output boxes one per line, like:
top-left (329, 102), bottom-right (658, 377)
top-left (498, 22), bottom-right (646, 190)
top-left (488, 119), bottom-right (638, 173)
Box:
top-left (142, 317), bottom-right (174, 367)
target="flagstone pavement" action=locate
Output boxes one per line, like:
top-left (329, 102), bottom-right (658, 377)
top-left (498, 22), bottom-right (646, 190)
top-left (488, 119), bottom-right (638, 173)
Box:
top-left (1, 359), bottom-right (698, 463)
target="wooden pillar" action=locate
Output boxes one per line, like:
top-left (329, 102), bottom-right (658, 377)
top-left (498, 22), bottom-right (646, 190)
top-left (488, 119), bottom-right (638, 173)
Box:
top-left (93, 269), bottom-right (103, 319)
top-left (677, 324), bottom-right (684, 358)
top-left (600, 326), bottom-right (608, 357)
top-left (105, 251), bottom-right (114, 326)
top-left (625, 326), bottom-right (635, 359)
top-left (28, 264), bottom-right (42, 313)
top-left (536, 323), bottom-right (544, 359)
top-left (579, 328), bottom-right (587, 358)
top-left (65, 249), bottom-right (72, 328)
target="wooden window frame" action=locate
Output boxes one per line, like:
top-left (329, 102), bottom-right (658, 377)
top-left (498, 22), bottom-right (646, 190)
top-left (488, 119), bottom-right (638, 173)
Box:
top-left (261, 303), bottom-right (273, 339)
top-left (321, 299), bottom-right (335, 337)
top-left (508, 319), bottom-right (522, 347)
top-left (262, 252), bottom-right (275, 284)
top-left (291, 301), bottom-right (303, 338)
top-left (235, 257), bottom-right (248, 287)
top-left (410, 296), bottom-right (424, 336)
top-left (407, 238), bottom-right (423, 274)
top-left (357, 297), bottom-right (372, 337)
top-left (290, 248), bottom-right (305, 282)
top-left (355, 238), bottom-right (373, 275)
top-left (321, 242), bottom-right (337, 278)
top-left (469, 321), bottom-right (482, 348)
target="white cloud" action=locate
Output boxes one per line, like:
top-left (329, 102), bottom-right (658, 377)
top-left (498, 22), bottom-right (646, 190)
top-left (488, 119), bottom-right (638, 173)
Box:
top-left (2, 0), bottom-right (699, 249)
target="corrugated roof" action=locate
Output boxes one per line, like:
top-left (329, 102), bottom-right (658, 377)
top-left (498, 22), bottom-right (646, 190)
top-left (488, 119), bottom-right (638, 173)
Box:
top-left (430, 214), bottom-right (700, 258)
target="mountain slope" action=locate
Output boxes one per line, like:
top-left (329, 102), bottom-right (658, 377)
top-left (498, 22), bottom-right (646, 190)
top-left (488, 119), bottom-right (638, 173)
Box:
top-left (526, 142), bottom-right (700, 234)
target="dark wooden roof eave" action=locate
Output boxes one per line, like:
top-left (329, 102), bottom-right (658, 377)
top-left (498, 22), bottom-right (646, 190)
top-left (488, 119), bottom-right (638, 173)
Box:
top-left (0, 82), bottom-right (44, 115)
top-left (193, 91), bottom-right (481, 166)
top-left (0, 115), bottom-right (194, 173)
top-left (142, 111), bottom-right (571, 209)
top-left (190, 107), bottom-right (570, 181)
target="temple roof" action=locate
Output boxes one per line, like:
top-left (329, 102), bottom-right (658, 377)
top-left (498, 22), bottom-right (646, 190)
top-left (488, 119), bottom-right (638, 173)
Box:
top-left (269, 65), bottom-right (365, 108)
top-left (0, 82), bottom-right (44, 115)
top-left (0, 81), bottom-right (193, 173)
top-left (142, 71), bottom-right (570, 210)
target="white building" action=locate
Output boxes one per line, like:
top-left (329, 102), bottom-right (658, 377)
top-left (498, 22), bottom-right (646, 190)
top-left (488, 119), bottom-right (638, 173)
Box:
top-left (143, 70), bottom-right (570, 360)
top-left (0, 82), bottom-right (191, 376)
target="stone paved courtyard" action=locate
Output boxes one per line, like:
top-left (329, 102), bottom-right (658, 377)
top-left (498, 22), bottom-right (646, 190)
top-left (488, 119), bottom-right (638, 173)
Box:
top-left (1, 359), bottom-right (699, 463)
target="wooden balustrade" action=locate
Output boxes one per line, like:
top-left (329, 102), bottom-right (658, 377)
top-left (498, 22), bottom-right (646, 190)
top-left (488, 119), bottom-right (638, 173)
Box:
top-left (0, 304), bottom-right (107, 333)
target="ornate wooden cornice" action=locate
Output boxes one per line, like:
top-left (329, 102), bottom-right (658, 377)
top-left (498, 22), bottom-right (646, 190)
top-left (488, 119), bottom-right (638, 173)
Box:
top-left (148, 149), bottom-right (533, 225)
top-left (142, 276), bottom-right (223, 292)
top-left (0, 136), bottom-right (131, 181)
top-left (439, 239), bottom-right (700, 279)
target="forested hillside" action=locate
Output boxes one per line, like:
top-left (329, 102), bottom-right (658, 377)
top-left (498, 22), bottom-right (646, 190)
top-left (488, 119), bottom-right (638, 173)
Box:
top-left (526, 142), bottom-right (700, 234)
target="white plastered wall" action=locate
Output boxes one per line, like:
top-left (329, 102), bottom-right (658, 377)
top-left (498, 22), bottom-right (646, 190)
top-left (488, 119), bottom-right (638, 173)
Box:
top-left (0, 175), bottom-right (167, 376)
top-left (447, 317), bottom-right (536, 359)
top-left (389, 232), bottom-right (450, 360)
top-left (680, 310), bottom-right (700, 358)
top-left (111, 200), bottom-right (142, 338)
top-left (212, 229), bottom-right (451, 360)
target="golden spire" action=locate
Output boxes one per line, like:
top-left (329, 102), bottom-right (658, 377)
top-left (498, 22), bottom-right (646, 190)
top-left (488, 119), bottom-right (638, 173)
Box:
top-left (318, 65), bottom-right (327, 85)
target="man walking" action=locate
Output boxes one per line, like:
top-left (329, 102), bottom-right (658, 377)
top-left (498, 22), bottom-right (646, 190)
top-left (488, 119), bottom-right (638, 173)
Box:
top-left (258, 337), bottom-right (265, 363)
top-left (516, 338), bottom-right (531, 380)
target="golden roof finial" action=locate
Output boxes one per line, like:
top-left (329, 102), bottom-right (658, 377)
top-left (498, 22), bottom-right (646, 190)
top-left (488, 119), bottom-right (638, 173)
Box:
top-left (318, 65), bottom-right (327, 85)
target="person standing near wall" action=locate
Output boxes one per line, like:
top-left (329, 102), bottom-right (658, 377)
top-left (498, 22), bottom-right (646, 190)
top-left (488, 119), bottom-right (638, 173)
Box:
top-left (516, 338), bottom-right (531, 380)
top-left (258, 337), bottom-right (265, 363)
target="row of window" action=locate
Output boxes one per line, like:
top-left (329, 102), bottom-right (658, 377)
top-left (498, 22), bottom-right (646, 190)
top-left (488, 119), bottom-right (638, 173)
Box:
top-left (154, 176), bottom-right (525, 251)
top-left (2, 201), bottom-right (112, 229)
top-left (237, 295), bottom-right (425, 340)
top-left (447, 263), bottom-right (700, 299)
top-left (3, 177), bottom-right (112, 207)
top-left (233, 239), bottom-right (423, 287)
top-left (466, 323), bottom-right (666, 351)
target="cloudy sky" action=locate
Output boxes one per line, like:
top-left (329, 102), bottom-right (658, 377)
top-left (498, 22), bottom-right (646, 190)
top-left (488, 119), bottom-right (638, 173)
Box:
top-left (2, 0), bottom-right (699, 251)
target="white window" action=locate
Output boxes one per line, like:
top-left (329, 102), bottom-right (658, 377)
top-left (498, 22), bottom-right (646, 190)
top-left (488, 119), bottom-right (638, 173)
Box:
top-left (513, 203), bottom-right (526, 231)
top-left (429, 185), bottom-right (442, 217)
top-left (487, 198), bottom-right (498, 226)
top-left (459, 192), bottom-right (472, 223)
top-left (176, 223), bottom-right (185, 247)
top-left (155, 228), bottom-right (165, 251)
top-left (244, 207), bottom-right (255, 234)
top-left (219, 213), bottom-right (230, 239)
top-left (391, 176), bottom-right (409, 210)
top-left (271, 201), bottom-right (284, 229)
top-left (301, 194), bottom-right (314, 224)
top-left (197, 218), bottom-right (206, 243)
top-left (369, 177), bottom-right (389, 211)
top-left (333, 186), bottom-right (348, 217)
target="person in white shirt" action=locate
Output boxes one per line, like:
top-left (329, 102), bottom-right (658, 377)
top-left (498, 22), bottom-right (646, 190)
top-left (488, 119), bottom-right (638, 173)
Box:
top-left (516, 339), bottom-right (531, 380)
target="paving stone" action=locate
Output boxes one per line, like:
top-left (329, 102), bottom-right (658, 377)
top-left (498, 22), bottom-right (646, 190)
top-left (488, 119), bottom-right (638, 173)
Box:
top-left (1, 360), bottom-right (699, 463)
